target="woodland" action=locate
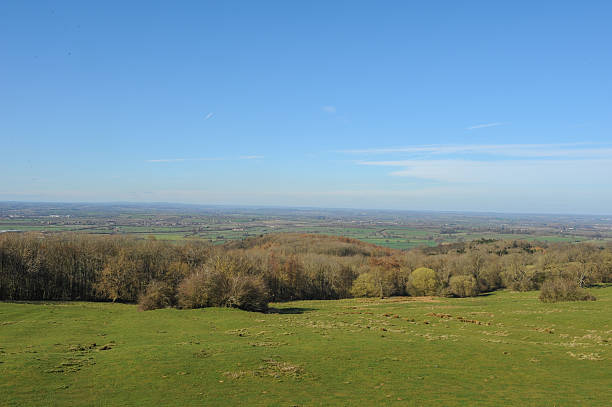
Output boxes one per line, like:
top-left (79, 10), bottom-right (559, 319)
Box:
top-left (1, 233), bottom-right (609, 310)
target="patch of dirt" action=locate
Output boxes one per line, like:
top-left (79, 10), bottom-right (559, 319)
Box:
top-left (194, 349), bottom-right (211, 358)
top-left (225, 328), bottom-right (249, 337)
top-left (533, 327), bottom-right (555, 334)
top-left (223, 359), bottom-right (305, 380)
top-left (249, 342), bottom-right (286, 347)
top-left (482, 330), bottom-right (509, 337)
top-left (255, 359), bottom-right (304, 379)
top-left (45, 342), bottom-right (114, 374)
top-left (567, 352), bottom-right (603, 361)
top-left (354, 296), bottom-right (440, 307)
top-left (426, 312), bottom-right (491, 326)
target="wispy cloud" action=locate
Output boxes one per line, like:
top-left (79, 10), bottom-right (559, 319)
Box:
top-left (204, 112), bottom-right (214, 120)
top-left (146, 158), bottom-right (190, 163)
top-left (466, 122), bottom-right (506, 130)
top-left (341, 143), bottom-right (607, 158)
top-left (349, 142), bottom-right (612, 187)
top-left (146, 158), bottom-right (223, 163)
top-left (322, 105), bottom-right (336, 113)
top-left (333, 141), bottom-right (612, 194)
top-left (147, 155), bottom-right (263, 163)
top-left (360, 158), bottom-right (612, 185)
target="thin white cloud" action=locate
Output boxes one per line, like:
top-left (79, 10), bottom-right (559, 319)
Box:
top-left (358, 158), bottom-right (612, 185)
top-left (205, 112), bottom-right (214, 120)
top-left (146, 158), bottom-right (190, 163)
top-left (147, 155), bottom-right (263, 163)
top-left (466, 122), bottom-right (506, 130)
top-left (348, 142), bottom-right (612, 189)
top-left (341, 143), bottom-right (605, 158)
top-left (322, 105), bottom-right (336, 113)
top-left (146, 157), bottom-right (223, 163)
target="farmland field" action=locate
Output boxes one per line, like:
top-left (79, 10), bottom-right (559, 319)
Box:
top-left (1, 287), bottom-right (610, 406)
top-left (2, 203), bottom-right (611, 250)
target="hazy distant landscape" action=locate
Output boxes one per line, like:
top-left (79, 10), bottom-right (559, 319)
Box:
top-left (2, 202), bottom-right (611, 405)
top-left (2, 202), bottom-right (612, 249)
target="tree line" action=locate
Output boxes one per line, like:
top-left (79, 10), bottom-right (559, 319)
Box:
top-left (1, 233), bottom-right (610, 311)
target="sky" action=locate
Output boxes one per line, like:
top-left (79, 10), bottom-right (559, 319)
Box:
top-left (1, 1), bottom-right (611, 214)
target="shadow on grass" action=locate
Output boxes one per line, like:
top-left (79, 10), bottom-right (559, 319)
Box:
top-left (266, 307), bottom-right (317, 314)
top-left (589, 283), bottom-right (612, 289)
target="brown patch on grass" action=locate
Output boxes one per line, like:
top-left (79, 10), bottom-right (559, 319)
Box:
top-left (194, 349), bottom-right (211, 358)
top-left (456, 316), bottom-right (490, 325)
top-left (482, 330), bottom-right (509, 337)
top-left (567, 352), bottom-right (603, 361)
top-left (68, 343), bottom-right (97, 352)
top-left (355, 296), bottom-right (440, 306)
top-left (45, 341), bottom-right (115, 374)
top-left (225, 328), bottom-right (249, 337)
top-left (223, 359), bottom-right (305, 380)
top-left (533, 327), bottom-right (555, 334)
top-left (481, 338), bottom-right (506, 344)
top-left (223, 370), bottom-right (251, 379)
top-left (256, 359), bottom-right (303, 378)
top-left (426, 312), bottom-right (491, 325)
top-left (249, 341), bottom-right (286, 347)
top-left (469, 312), bottom-right (495, 317)
top-left (384, 296), bottom-right (439, 303)
top-left (427, 312), bottom-right (452, 319)
top-left (418, 333), bottom-right (459, 341)
top-left (45, 357), bottom-right (95, 374)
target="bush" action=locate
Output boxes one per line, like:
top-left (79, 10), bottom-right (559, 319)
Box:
top-left (501, 267), bottom-right (541, 291)
top-left (449, 275), bottom-right (479, 297)
top-left (539, 277), bottom-right (596, 303)
top-left (138, 281), bottom-right (176, 311)
top-left (350, 271), bottom-right (396, 298)
top-left (407, 267), bottom-right (439, 296)
top-left (177, 272), bottom-right (213, 309)
top-left (226, 275), bottom-right (269, 312)
top-left (177, 256), bottom-right (269, 312)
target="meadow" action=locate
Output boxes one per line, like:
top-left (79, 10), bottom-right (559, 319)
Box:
top-left (1, 287), bottom-right (610, 406)
top-left (0, 218), bottom-right (594, 249)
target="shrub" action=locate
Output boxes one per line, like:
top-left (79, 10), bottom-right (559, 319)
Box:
top-left (177, 256), bottom-right (269, 312)
top-left (177, 272), bottom-right (212, 309)
top-left (407, 267), bottom-right (439, 296)
top-left (449, 275), bottom-right (479, 297)
top-left (501, 264), bottom-right (541, 291)
top-left (351, 272), bottom-right (380, 297)
top-left (138, 281), bottom-right (176, 311)
top-left (350, 271), bottom-right (394, 298)
top-left (226, 275), bottom-right (269, 312)
top-left (539, 277), bottom-right (596, 303)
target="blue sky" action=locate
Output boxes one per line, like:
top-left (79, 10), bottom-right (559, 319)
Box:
top-left (1, 1), bottom-right (611, 214)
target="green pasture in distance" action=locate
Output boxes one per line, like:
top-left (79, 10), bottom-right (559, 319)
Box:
top-left (0, 225), bottom-right (85, 232)
top-left (1, 288), bottom-right (610, 406)
top-left (2, 218), bottom-right (607, 251)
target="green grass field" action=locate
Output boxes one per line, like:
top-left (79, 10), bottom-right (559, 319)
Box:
top-left (3, 216), bottom-right (602, 250)
top-left (1, 289), bottom-right (611, 406)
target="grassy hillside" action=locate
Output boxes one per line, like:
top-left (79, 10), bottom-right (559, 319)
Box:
top-left (1, 287), bottom-right (610, 406)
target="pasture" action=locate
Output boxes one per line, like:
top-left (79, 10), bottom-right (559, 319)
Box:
top-left (0, 217), bottom-right (594, 250)
top-left (1, 288), bottom-right (610, 406)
